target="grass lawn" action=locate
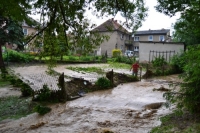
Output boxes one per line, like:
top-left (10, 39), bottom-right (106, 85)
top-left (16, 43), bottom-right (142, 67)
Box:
top-left (0, 96), bottom-right (37, 121)
top-left (0, 77), bottom-right (11, 87)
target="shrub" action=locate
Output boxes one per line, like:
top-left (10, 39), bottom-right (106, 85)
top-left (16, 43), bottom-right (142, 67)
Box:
top-left (3, 50), bottom-right (34, 63)
top-left (164, 45), bottom-right (200, 113)
top-left (95, 77), bottom-right (111, 89)
top-left (112, 49), bottom-right (122, 58)
top-left (114, 56), bottom-right (134, 64)
top-left (80, 56), bottom-right (91, 61)
top-left (68, 56), bottom-right (76, 61)
top-left (170, 52), bottom-right (185, 73)
top-left (20, 83), bottom-right (33, 97)
top-left (37, 84), bottom-right (51, 101)
top-left (152, 56), bottom-right (167, 67)
top-left (34, 105), bottom-right (51, 115)
top-left (6, 75), bottom-right (33, 97)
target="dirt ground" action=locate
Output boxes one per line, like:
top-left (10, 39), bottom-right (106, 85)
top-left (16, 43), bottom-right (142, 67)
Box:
top-left (0, 85), bottom-right (21, 97)
top-left (0, 64), bottom-right (180, 133)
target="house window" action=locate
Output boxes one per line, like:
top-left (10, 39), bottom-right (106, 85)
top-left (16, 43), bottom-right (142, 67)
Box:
top-left (121, 34), bottom-right (124, 39)
top-left (121, 45), bottom-right (123, 51)
top-left (23, 28), bottom-right (28, 35)
top-left (134, 46), bottom-right (139, 52)
top-left (134, 36), bottom-right (139, 41)
top-left (115, 43), bottom-right (118, 49)
top-left (148, 35), bottom-right (153, 41)
top-left (159, 35), bottom-right (165, 41)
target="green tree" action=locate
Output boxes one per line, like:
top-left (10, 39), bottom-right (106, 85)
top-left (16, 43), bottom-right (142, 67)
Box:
top-left (0, 0), bottom-right (32, 73)
top-left (172, 17), bottom-right (200, 45)
top-left (156, 0), bottom-right (200, 45)
top-left (156, 0), bottom-right (200, 113)
top-left (0, 0), bottom-right (148, 70)
top-left (0, 17), bottom-right (24, 73)
top-left (164, 45), bottom-right (200, 113)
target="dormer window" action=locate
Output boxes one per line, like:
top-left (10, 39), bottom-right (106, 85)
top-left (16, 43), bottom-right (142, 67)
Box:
top-left (148, 35), bottom-right (153, 41)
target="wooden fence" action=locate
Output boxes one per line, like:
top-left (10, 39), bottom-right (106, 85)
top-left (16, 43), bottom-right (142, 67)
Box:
top-left (149, 50), bottom-right (175, 63)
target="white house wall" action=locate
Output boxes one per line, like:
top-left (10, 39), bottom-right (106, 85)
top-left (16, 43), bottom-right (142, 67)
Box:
top-left (139, 42), bottom-right (184, 63)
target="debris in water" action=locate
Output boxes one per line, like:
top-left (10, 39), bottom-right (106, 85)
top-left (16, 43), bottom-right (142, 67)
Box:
top-left (29, 121), bottom-right (46, 129)
top-left (153, 85), bottom-right (170, 91)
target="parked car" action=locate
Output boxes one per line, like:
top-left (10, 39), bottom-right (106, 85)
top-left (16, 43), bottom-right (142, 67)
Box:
top-left (124, 50), bottom-right (134, 57)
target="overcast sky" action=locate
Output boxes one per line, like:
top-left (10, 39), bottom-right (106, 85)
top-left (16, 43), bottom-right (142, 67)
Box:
top-left (31, 0), bottom-right (180, 33)
top-left (86, 0), bottom-right (180, 32)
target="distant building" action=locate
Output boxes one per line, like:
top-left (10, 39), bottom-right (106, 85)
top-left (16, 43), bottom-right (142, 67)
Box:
top-left (22, 18), bottom-right (43, 52)
top-left (92, 18), bottom-right (132, 57)
top-left (133, 29), bottom-right (171, 56)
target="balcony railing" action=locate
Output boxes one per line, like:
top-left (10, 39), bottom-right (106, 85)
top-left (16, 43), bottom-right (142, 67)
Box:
top-left (125, 40), bottom-right (133, 45)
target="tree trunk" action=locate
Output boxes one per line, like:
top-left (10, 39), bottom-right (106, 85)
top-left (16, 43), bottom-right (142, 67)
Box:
top-left (0, 46), bottom-right (5, 69)
top-left (60, 54), bottom-right (63, 61)
top-left (0, 45), bottom-right (7, 77)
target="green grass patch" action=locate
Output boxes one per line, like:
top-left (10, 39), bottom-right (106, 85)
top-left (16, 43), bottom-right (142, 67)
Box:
top-left (0, 81), bottom-right (10, 87)
top-left (108, 62), bottom-right (131, 69)
top-left (150, 111), bottom-right (200, 133)
top-left (0, 96), bottom-right (37, 121)
top-left (0, 74), bottom-right (11, 87)
top-left (66, 66), bottom-right (105, 74)
top-left (0, 78), bottom-right (11, 87)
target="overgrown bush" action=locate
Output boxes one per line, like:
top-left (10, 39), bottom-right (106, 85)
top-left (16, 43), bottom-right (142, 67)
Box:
top-left (95, 77), bottom-right (111, 89)
top-left (114, 56), bottom-right (134, 64)
top-left (34, 105), bottom-right (51, 115)
top-left (170, 52), bottom-right (185, 73)
top-left (6, 75), bottom-right (33, 97)
top-left (152, 56), bottom-right (167, 67)
top-left (80, 56), bottom-right (91, 61)
top-left (164, 45), bottom-right (200, 113)
top-left (68, 56), bottom-right (76, 61)
top-left (36, 84), bottom-right (51, 101)
top-left (20, 83), bottom-right (33, 97)
top-left (3, 50), bottom-right (34, 63)
top-left (112, 49), bottom-right (122, 58)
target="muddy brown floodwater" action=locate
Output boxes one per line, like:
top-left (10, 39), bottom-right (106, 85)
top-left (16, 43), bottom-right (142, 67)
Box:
top-left (0, 64), bottom-right (180, 133)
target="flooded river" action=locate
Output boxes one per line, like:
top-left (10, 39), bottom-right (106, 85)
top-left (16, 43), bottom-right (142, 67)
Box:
top-left (0, 64), bottom-right (179, 133)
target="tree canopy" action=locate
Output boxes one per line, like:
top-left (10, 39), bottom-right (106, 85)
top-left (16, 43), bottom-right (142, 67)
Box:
top-left (155, 0), bottom-right (200, 45)
top-left (156, 0), bottom-right (200, 113)
top-left (0, 0), bottom-right (148, 70)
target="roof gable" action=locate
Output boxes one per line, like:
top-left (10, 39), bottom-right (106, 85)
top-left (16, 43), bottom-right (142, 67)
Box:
top-left (92, 18), bottom-right (129, 33)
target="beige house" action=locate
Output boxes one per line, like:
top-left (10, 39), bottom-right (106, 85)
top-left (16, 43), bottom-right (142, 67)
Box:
top-left (92, 20), bottom-right (185, 61)
top-left (5, 20), bottom-right (39, 50)
top-left (92, 18), bottom-right (132, 57)
top-left (133, 29), bottom-right (171, 56)
top-left (22, 20), bottom-right (42, 52)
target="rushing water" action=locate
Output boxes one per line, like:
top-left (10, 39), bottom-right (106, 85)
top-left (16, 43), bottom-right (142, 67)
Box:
top-left (0, 64), bottom-right (180, 133)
